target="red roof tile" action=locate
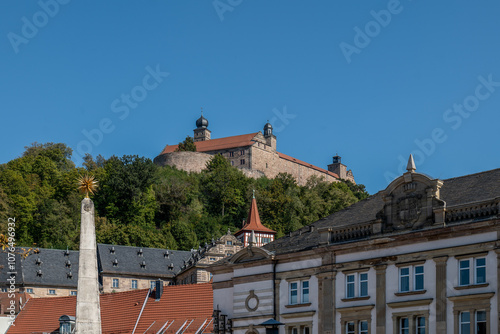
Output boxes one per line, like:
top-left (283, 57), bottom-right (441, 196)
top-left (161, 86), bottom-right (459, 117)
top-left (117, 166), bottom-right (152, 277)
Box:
top-left (159, 133), bottom-right (259, 154)
top-left (8, 283), bottom-right (213, 334)
top-left (235, 197), bottom-right (276, 236)
top-left (278, 152), bottom-right (339, 179)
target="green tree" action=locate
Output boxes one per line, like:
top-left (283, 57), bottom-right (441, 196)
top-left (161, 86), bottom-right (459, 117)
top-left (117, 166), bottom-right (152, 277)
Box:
top-left (175, 136), bottom-right (197, 152)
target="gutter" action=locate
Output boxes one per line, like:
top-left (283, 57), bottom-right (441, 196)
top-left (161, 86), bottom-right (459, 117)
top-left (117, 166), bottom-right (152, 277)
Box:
top-left (272, 259), bottom-right (278, 320)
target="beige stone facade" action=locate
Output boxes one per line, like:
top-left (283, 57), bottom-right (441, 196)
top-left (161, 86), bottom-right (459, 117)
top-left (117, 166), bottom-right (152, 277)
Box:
top-left (154, 118), bottom-right (355, 186)
top-left (209, 160), bottom-right (500, 334)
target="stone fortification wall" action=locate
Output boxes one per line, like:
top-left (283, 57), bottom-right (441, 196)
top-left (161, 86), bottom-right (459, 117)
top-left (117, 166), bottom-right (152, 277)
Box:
top-left (155, 148), bottom-right (340, 186)
top-left (154, 151), bottom-right (212, 173)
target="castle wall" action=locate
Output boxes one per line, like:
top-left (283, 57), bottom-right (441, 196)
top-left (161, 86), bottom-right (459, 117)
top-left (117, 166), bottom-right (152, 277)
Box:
top-left (154, 151), bottom-right (212, 173)
top-left (155, 141), bottom-right (343, 186)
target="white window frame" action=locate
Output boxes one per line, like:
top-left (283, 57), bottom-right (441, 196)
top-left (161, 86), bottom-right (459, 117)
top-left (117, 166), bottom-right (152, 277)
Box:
top-left (344, 271), bottom-right (369, 299)
top-left (345, 321), bottom-right (355, 334)
top-left (459, 311), bottom-right (470, 334)
top-left (359, 320), bottom-right (368, 334)
top-left (289, 279), bottom-right (310, 305)
top-left (399, 317), bottom-right (409, 334)
top-left (48, 289), bottom-right (56, 295)
top-left (70, 291), bottom-right (77, 296)
top-left (26, 288), bottom-right (34, 293)
top-left (131, 279), bottom-right (138, 289)
top-left (398, 265), bottom-right (424, 292)
top-left (416, 316), bottom-right (425, 334)
top-left (459, 256), bottom-right (487, 286)
top-left (112, 278), bottom-right (119, 288)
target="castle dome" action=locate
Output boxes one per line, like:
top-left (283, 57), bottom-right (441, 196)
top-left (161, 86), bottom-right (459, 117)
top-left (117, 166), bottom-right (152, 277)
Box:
top-left (196, 115), bottom-right (209, 129)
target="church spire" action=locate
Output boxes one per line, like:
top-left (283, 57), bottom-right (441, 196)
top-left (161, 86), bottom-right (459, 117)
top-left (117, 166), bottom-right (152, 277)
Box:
top-left (406, 154), bottom-right (416, 173)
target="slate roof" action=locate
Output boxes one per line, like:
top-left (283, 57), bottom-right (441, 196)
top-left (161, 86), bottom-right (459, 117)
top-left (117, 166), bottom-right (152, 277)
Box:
top-left (97, 244), bottom-right (192, 278)
top-left (159, 133), bottom-right (259, 154)
top-left (263, 168), bottom-right (500, 256)
top-left (0, 244), bottom-right (193, 288)
top-left (8, 284), bottom-right (213, 334)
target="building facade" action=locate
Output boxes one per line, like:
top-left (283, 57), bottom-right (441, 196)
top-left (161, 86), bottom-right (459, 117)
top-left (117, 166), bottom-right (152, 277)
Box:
top-left (209, 158), bottom-right (500, 334)
top-left (154, 115), bottom-right (355, 186)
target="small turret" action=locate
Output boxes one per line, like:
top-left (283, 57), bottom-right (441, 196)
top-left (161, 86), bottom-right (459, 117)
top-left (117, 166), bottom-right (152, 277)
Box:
top-left (193, 108), bottom-right (211, 142)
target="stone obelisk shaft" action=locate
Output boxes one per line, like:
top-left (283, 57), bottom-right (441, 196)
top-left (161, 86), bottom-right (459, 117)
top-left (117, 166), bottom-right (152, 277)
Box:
top-left (75, 198), bottom-right (102, 333)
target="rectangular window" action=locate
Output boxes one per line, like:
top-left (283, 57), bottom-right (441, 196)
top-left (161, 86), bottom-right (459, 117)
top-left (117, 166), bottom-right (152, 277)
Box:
top-left (132, 280), bottom-right (138, 289)
top-left (26, 288), bottom-right (33, 293)
top-left (416, 317), bottom-right (425, 334)
top-left (301, 281), bottom-right (309, 303)
top-left (476, 311), bottom-right (486, 334)
top-left (399, 267), bottom-right (410, 292)
top-left (229, 152), bottom-right (234, 157)
top-left (210, 257), bottom-right (216, 261)
top-left (48, 289), bottom-right (56, 295)
top-left (262, 237), bottom-right (271, 244)
top-left (70, 291), bottom-right (77, 296)
top-left (460, 312), bottom-right (470, 334)
top-left (1, 287), bottom-right (7, 292)
top-left (400, 318), bottom-right (409, 334)
top-left (226, 241), bottom-right (233, 245)
top-left (112, 278), bottom-right (119, 288)
top-left (240, 150), bottom-right (245, 156)
top-left (240, 159), bottom-right (245, 165)
top-left (459, 260), bottom-right (471, 286)
top-left (359, 273), bottom-right (368, 297)
top-left (359, 321), bottom-right (368, 334)
top-left (475, 258), bottom-right (486, 284)
top-left (290, 282), bottom-right (298, 304)
top-left (346, 322), bottom-right (355, 334)
top-left (346, 274), bottom-right (356, 298)
top-left (291, 328), bottom-right (298, 334)
top-left (414, 265), bottom-right (424, 290)
top-left (303, 327), bottom-right (310, 334)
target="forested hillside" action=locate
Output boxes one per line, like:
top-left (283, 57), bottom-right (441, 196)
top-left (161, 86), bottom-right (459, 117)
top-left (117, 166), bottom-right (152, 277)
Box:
top-left (0, 143), bottom-right (368, 251)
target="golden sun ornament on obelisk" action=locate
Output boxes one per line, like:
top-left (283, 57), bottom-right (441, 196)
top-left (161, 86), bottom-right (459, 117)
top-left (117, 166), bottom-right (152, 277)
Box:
top-left (75, 174), bottom-right (102, 333)
top-left (77, 174), bottom-right (98, 198)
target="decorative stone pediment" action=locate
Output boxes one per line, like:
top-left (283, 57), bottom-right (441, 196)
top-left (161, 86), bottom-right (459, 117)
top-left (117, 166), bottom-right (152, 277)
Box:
top-left (380, 156), bottom-right (444, 232)
top-left (229, 246), bottom-right (274, 264)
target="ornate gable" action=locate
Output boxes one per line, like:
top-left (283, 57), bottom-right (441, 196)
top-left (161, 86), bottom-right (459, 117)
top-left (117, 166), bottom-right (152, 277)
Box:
top-left (379, 155), bottom-right (445, 232)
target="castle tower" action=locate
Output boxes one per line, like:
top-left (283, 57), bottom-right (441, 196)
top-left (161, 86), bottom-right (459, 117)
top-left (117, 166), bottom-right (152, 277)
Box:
top-left (263, 121), bottom-right (276, 151)
top-left (193, 110), bottom-right (211, 142)
top-left (75, 197), bottom-right (102, 333)
top-left (328, 154), bottom-right (347, 180)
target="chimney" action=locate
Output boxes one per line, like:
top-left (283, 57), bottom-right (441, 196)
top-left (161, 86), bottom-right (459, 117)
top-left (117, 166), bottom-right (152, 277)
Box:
top-left (155, 279), bottom-right (163, 301)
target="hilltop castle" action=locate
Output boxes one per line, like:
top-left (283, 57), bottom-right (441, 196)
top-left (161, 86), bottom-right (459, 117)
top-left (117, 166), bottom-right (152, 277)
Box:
top-left (154, 114), bottom-right (355, 185)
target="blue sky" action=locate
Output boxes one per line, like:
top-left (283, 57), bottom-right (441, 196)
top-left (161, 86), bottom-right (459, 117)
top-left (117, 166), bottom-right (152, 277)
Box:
top-left (1, 1), bottom-right (499, 194)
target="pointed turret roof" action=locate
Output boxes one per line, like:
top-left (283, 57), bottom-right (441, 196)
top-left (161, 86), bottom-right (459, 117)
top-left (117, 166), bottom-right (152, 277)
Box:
top-left (406, 154), bottom-right (416, 173)
top-left (235, 197), bottom-right (276, 236)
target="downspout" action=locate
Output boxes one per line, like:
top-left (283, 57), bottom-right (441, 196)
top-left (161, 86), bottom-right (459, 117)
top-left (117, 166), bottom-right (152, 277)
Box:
top-left (272, 258), bottom-right (278, 320)
top-left (132, 289), bottom-right (150, 334)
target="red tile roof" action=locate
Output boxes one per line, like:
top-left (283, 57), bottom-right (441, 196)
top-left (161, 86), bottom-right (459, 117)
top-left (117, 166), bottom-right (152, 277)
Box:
top-left (160, 133), bottom-right (259, 154)
top-left (278, 152), bottom-right (339, 179)
top-left (235, 197), bottom-right (276, 236)
top-left (0, 292), bottom-right (31, 314)
top-left (8, 283), bottom-right (213, 334)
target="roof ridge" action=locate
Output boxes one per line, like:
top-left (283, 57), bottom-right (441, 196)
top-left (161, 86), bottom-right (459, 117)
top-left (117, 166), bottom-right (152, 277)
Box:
top-left (442, 167), bottom-right (500, 182)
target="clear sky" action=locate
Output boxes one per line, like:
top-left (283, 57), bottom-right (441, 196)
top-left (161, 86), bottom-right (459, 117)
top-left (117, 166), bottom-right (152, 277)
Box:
top-left (1, 1), bottom-right (499, 194)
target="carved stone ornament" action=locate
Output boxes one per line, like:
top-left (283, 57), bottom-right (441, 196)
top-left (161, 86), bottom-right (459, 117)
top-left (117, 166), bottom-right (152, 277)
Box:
top-left (245, 290), bottom-right (259, 312)
top-left (397, 194), bottom-right (422, 227)
top-left (83, 203), bottom-right (91, 212)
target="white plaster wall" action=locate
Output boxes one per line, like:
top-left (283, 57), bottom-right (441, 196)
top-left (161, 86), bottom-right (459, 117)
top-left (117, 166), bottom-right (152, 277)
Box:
top-left (445, 250), bottom-right (498, 334)
top-left (213, 271), bottom-right (234, 283)
top-left (234, 264), bottom-right (273, 277)
top-left (213, 287), bottom-right (234, 318)
top-left (276, 258), bottom-right (322, 273)
top-left (336, 232), bottom-right (497, 263)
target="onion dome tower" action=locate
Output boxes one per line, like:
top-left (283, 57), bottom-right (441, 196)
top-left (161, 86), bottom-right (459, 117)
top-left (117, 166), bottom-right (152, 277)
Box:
top-left (193, 108), bottom-right (211, 142)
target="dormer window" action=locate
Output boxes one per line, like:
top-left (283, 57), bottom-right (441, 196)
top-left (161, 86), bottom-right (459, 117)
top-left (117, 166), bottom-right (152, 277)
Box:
top-left (168, 263), bottom-right (174, 270)
top-left (140, 260), bottom-right (146, 268)
top-left (35, 258), bottom-right (42, 265)
top-left (67, 271), bottom-right (73, 279)
top-left (110, 246), bottom-right (115, 254)
top-left (65, 260), bottom-right (71, 268)
top-left (59, 315), bottom-right (75, 334)
top-left (64, 249), bottom-right (70, 256)
top-left (164, 250), bottom-right (170, 258)
top-left (112, 259), bottom-right (118, 267)
top-left (36, 269), bottom-right (42, 277)
top-left (138, 248), bottom-right (143, 257)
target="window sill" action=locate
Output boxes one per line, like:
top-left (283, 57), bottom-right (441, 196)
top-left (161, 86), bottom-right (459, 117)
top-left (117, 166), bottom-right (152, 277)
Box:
top-left (395, 290), bottom-right (426, 297)
top-left (285, 303), bottom-right (312, 308)
top-left (341, 296), bottom-right (370, 302)
top-left (454, 283), bottom-right (489, 290)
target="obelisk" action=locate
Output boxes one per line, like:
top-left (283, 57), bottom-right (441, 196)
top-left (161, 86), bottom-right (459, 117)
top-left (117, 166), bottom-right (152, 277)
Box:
top-left (75, 176), bottom-right (102, 333)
